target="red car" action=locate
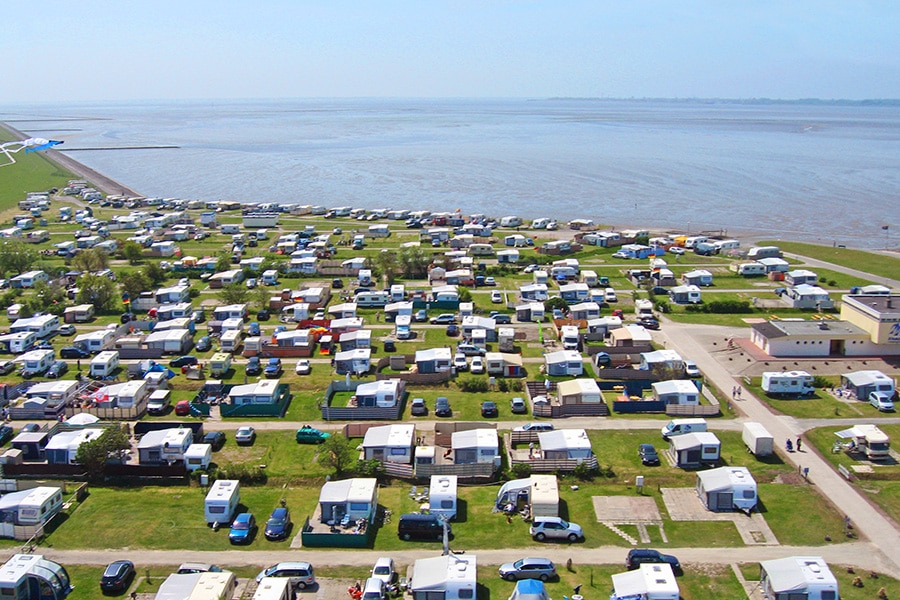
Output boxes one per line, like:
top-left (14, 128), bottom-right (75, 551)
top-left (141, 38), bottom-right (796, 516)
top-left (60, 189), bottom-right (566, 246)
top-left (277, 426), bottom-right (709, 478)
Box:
top-left (175, 401), bottom-right (191, 416)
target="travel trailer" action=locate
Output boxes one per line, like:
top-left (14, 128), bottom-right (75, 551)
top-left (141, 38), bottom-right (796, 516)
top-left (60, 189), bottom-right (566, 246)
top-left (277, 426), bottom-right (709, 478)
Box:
top-left (428, 475), bottom-right (458, 521)
top-left (204, 480), bottom-right (241, 525)
top-left (742, 422), bottom-right (774, 457)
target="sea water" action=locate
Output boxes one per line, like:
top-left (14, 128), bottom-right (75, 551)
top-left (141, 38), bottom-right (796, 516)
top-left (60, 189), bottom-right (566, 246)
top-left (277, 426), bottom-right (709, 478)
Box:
top-left (3, 98), bottom-right (898, 247)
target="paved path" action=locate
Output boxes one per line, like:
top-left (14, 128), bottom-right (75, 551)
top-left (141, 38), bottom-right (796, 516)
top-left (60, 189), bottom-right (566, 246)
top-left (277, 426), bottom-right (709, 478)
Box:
top-left (654, 318), bottom-right (900, 578)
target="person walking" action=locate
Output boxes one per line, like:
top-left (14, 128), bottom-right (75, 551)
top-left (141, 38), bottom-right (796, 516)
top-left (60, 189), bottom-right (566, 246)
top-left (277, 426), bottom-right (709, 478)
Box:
top-left (796, 436), bottom-right (802, 452)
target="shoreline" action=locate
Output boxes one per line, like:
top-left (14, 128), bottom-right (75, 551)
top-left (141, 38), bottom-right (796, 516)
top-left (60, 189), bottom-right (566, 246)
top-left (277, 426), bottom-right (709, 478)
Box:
top-left (0, 120), bottom-right (141, 197)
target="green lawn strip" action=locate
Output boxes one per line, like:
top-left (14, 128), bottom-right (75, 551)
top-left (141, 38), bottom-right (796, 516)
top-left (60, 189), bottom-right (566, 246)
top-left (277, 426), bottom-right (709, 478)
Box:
top-left (757, 240), bottom-right (900, 281)
top-left (757, 482), bottom-right (855, 545)
top-left (749, 377), bottom-right (893, 420)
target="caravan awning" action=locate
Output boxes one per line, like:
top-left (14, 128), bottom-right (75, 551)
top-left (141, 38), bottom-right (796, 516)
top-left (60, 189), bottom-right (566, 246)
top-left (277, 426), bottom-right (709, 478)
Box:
top-left (834, 428), bottom-right (856, 439)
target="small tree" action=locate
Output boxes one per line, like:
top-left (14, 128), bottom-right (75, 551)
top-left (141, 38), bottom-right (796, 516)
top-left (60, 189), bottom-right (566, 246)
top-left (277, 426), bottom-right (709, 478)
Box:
top-left (316, 434), bottom-right (357, 476)
top-left (76, 273), bottom-right (119, 313)
top-left (218, 283), bottom-right (248, 305)
top-left (121, 241), bottom-right (145, 265)
top-left (71, 248), bottom-right (110, 273)
top-left (144, 263), bottom-right (169, 286)
top-left (215, 254), bottom-right (233, 273)
top-left (119, 271), bottom-right (151, 304)
top-left (75, 424), bottom-right (132, 481)
top-left (0, 239), bottom-right (39, 277)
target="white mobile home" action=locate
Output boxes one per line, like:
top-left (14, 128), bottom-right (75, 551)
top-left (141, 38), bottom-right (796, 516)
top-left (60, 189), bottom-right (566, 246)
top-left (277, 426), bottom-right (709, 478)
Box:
top-left (640, 349), bottom-right (684, 373)
top-left (227, 379), bottom-right (281, 406)
top-left (0, 554), bottom-right (72, 600)
top-left (651, 380), bottom-right (700, 405)
top-left (696, 466), bottom-right (758, 513)
top-left (452, 429), bottom-right (500, 467)
top-left (220, 329), bottom-right (243, 354)
top-left (0, 487), bottom-right (64, 539)
top-left (538, 429), bottom-right (593, 463)
top-left (17, 349), bottom-right (56, 377)
top-left (1, 331), bottom-right (37, 354)
top-left (204, 479), bottom-right (240, 525)
top-left (747, 245), bottom-right (782, 259)
top-left (318, 478), bottom-right (378, 524)
top-left (759, 556), bottom-right (838, 600)
top-left (428, 475), bottom-right (458, 520)
top-left (362, 424), bottom-right (415, 463)
top-left (670, 431), bottom-right (721, 468)
top-left (73, 329), bottom-right (116, 354)
top-left (732, 262), bottom-right (767, 276)
top-left (10, 270), bottom-right (49, 289)
top-left (841, 370), bottom-right (895, 399)
top-left (410, 555), bottom-right (476, 600)
top-left (10, 314), bottom-right (59, 339)
top-left (138, 427), bottom-right (193, 465)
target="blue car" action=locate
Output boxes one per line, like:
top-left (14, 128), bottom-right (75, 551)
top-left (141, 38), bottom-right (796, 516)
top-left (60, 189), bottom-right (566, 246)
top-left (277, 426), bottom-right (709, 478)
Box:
top-left (229, 513), bottom-right (256, 544)
top-left (264, 358), bottom-right (282, 378)
top-left (264, 507), bottom-right (292, 540)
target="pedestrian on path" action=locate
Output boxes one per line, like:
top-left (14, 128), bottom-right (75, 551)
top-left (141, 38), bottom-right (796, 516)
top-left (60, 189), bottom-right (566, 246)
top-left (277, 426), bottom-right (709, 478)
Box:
top-left (731, 386), bottom-right (736, 399)
top-left (796, 436), bottom-right (802, 452)
top-left (529, 442), bottom-right (535, 458)
top-left (736, 387), bottom-right (742, 399)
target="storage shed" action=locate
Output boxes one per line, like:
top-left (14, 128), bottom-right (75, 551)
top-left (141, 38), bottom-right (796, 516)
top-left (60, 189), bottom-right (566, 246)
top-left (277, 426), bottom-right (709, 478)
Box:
top-left (556, 378), bottom-right (603, 405)
top-left (696, 466), bottom-right (758, 513)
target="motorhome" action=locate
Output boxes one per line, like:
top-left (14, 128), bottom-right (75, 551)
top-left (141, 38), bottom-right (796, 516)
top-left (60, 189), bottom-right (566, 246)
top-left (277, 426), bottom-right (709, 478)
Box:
top-left (395, 315), bottom-right (412, 340)
top-left (836, 424), bottom-right (891, 460)
top-left (635, 299), bottom-right (654, 318)
top-left (761, 371), bottom-right (815, 398)
top-left (204, 480), bottom-right (241, 525)
top-left (560, 326), bottom-right (580, 350)
top-left (661, 418), bottom-right (707, 440)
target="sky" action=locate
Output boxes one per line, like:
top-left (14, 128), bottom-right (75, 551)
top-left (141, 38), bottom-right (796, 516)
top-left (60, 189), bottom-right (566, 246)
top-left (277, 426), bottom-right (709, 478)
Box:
top-left (4, 1), bottom-right (899, 102)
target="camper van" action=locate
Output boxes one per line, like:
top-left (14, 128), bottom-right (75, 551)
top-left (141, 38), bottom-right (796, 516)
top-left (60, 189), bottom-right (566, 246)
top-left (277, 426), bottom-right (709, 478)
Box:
top-left (89, 351), bottom-right (120, 378)
top-left (761, 371), bottom-right (815, 398)
top-left (560, 326), bottom-right (580, 350)
top-left (395, 315), bottom-right (412, 340)
top-left (428, 475), bottom-right (458, 521)
top-left (635, 299), bottom-right (654, 318)
top-left (205, 480), bottom-right (241, 525)
top-left (356, 291), bottom-right (390, 308)
top-left (661, 418), bottom-right (707, 440)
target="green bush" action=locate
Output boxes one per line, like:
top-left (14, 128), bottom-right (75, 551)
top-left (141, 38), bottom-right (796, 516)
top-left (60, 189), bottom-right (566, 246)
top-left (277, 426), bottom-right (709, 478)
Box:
top-left (508, 380), bottom-right (523, 392)
top-left (214, 463), bottom-right (268, 485)
top-left (510, 462), bottom-right (532, 478)
top-left (458, 377), bottom-right (489, 393)
top-left (497, 379), bottom-right (509, 393)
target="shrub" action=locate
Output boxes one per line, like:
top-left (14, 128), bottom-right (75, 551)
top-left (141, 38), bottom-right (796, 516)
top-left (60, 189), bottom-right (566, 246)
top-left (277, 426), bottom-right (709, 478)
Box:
top-left (458, 377), bottom-right (489, 393)
top-left (510, 462), bottom-right (532, 478)
top-left (354, 459), bottom-right (385, 479)
top-left (509, 380), bottom-right (523, 392)
top-left (812, 375), bottom-right (831, 388)
top-left (572, 462), bottom-right (598, 480)
top-left (215, 463), bottom-right (268, 485)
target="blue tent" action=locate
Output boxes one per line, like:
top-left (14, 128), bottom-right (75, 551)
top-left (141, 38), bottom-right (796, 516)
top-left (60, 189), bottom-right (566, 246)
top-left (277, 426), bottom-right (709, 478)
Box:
top-left (509, 580), bottom-right (550, 600)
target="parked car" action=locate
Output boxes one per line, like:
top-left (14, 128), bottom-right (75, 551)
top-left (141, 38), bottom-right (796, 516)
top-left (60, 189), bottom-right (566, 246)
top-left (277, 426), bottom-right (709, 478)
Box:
top-left (371, 557), bottom-right (397, 586)
top-left (0, 360), bottom-right (17, 375)
top-left (174, 400), bottom-right (191, 416)
top-left (257, 309), bottom-right (271, 321)
top-left (456, 344), bottom-right (485, 356)
top-left (191, 310), bottom-right (206, 323)
top-left (383, 339), bottom-right (397, 352)
top-left (470, 356), bottom-right (485, 374)
top-left (410, 398), bottom-right (427, 416)
top-left (510, 397), bottom-right (527, 414)
top-left (246, 356), bottom-right (262, 376)
top-left (490, 312), bottom-right (512, 324)
top-left (296, 426), bottom-right (330, 444)
top-left (58, 324), bottom-right (76, 336)
top-left (0, 425), bottom-right (15, 446)
top-left (498, 557), bottom-right (557, 582)
top-left (60, 346), bottom-right (90, 359)
top-left (46, 360), bottom-right (69, 379)
top-left (639, 317), bottom-right (660, 330)
top-left (100, 560), bottom-right (135, 593)
top-left (446, 324), bottom-right (460, 337)
top-left (639, 443), bottom-right (660, 466)
top-left (170, 355), bottom-right (198, 368)
top-left (256, 562), bottom-right (316, 589)
top-left (195, 336), bottom-right (212, 352)
top-left (683, 360), bottom-right (701, 378)
top-left (264, 357), bottom-right (283, 377)
top-left (430, 313), bottom-right (457, 325)
top-left (491, 291), bottom-right (503, 303)
top-left (529, 517), bottom-right (583, 542)
top-left (523, 264), bottom-right (540, 273)
top-left (484, 276), bottom-right (496, 286)
top-left (229, 512), bottom-right (256, 544)
top-left (177, 563), bottom-right (223, 574)
top-left (513, 423), bottom-right (554, 433)
top-left (625, 549), bottom-right (681, 573)
top-left (481, 401), bottom-right (498, 418)
top-left (668, 246), bottom-right (685, 255)
top-left (248, 321), bottom-right (261, 336)
top-left (203, 431), bottom-right (226, 451)
top-left (296, 359), bottom-right (311, 375)
top-left (235, 426), bottom-right (256, 446)
top-left (611, 251), bottom-right (631, 259)
top-left (34, 341), bottom-right (54, 351)
top-left (245, 278), bottom-right (258, 289)
top-left (413, 309), bottom-right (427, 322)
top-left (650, 286), bottom-right (669, 295)
top-left (869, 391), bottom-right (895, 412)
top-left (264, 506), bottom-right (292, 540)
top-left (453, 353), bottom-right (469, 371)
top-left (435, 397), bottom-right (452, 417)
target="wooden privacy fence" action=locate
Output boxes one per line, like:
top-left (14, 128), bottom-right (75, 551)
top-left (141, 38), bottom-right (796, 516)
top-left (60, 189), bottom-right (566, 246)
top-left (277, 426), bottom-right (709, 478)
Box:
top-left (666, 405), bottom-right (720, 417)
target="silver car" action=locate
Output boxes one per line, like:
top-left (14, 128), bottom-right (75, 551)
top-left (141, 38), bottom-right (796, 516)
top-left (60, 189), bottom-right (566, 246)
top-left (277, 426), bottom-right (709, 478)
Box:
top-left (529, 517), bottom-right (583, 542)
top-left (498, 557), bottom-right (557, 581)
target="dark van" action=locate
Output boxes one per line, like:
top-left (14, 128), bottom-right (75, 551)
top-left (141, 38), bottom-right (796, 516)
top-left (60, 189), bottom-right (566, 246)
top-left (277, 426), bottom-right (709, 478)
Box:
top-left (397, 513), bottom-right (450, 541)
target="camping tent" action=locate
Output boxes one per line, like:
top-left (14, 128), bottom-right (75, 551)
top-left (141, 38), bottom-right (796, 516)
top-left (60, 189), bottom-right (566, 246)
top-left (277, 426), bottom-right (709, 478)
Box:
top-left (66, 413), bottom-right (100, 426)
top-left (508, 580), bottom-right (550, 600)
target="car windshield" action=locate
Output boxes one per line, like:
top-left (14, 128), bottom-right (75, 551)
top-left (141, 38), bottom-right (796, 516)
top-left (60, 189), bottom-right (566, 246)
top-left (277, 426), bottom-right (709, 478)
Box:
top-left (268, 517), bottom-right (285, 526)
top-left (374, 566), bottom-right (391, 575)
top-left (232, 522), bottom-right (249, 530)
top-left (513, 559), bottom-right (525, 568)
top-left (264, 566), bottom-right (279, 576)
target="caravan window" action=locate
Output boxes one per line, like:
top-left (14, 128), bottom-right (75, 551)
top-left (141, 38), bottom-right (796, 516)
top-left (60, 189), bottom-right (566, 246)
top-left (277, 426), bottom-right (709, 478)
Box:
top-left (209, 506), bottom-right (225, 514)
top-left (742, 490), bottom-right (755, 499)
top-left (350, 503), bottom-right (369, 512)
top-left (458, 590), bottom-right (473, 599)
top-left (440, 500), bottom-right (453, 509)
top-left (390, 448), bottom-right (407, 456)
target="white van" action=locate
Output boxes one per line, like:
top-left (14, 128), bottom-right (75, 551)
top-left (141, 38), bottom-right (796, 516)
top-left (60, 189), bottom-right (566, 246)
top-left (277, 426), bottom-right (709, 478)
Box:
top-left (205, 479), bottom-right (240, 525)
top-left (90, 351), bottom-right (120, 378)
top-left (604, 288), bottom-right (618, 302)
top-left (560, 326), bottom-right (579, 350)
top-left (661, 418), bottom-right (707, 440)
